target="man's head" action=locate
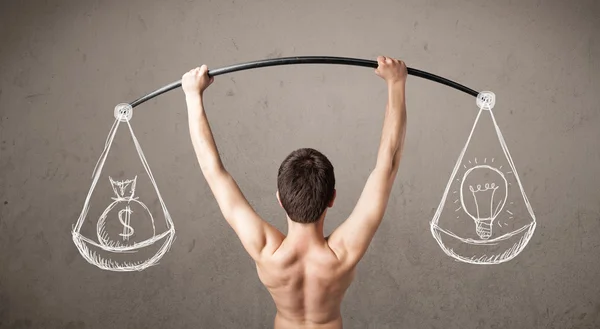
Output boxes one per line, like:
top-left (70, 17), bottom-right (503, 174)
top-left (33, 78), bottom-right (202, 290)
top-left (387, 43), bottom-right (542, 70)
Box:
top-left (277, 148), bottom-right (336, 224)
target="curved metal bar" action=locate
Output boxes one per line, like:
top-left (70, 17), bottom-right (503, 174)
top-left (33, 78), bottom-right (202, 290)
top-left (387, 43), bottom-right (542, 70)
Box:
top-left (129, 56), bottom-right (479, 108)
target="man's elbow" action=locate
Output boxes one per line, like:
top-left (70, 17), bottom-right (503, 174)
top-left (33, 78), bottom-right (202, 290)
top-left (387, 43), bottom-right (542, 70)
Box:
top-left (201, 161), bottom-right (226, 178)
top-left (374, 156), bottom-right (396, 176)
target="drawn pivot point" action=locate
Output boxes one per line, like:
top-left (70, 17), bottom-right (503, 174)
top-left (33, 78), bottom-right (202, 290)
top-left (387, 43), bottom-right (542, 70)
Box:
top-left (114, 103), bottom-right (133, 122)
top-left (476, 91), bottom-right (495, 110)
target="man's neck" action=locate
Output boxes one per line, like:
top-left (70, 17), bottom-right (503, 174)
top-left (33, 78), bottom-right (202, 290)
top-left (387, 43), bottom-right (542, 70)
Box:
top-left (286, 216), bottom-right (326, 244)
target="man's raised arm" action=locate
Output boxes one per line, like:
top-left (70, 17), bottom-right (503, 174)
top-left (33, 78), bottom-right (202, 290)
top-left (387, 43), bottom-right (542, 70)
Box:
top-left (328, 56), bottom-right (408, 263)
top-left (183, 66), bottom-right (284, 261)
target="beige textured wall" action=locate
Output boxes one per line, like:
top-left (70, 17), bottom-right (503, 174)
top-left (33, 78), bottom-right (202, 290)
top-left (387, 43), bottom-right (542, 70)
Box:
top-left (1, 0), bottom-right (599, 328)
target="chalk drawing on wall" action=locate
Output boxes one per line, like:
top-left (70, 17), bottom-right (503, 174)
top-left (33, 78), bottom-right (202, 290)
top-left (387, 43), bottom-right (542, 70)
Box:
top-left (72, 104), bottom-right (175, 272)
top-left (430, 92), bottom-right (536, 265)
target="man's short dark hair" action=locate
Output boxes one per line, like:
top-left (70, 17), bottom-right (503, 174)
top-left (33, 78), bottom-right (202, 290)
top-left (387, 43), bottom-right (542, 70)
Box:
top-left (277, 148), bottom-right (335, 224)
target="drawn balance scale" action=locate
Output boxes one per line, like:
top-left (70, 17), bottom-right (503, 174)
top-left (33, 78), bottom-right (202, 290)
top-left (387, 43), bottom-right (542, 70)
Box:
top-left (71, 57), bottom-right (537, 271)
top-left (72, 104), bottom-right (175, 272)
top-left (430, 92), bottom-right (536, 265)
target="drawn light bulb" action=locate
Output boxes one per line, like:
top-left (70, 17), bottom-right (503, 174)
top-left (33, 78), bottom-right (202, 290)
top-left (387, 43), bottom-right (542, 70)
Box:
top-left (460, 165), bottom-right (508, 239)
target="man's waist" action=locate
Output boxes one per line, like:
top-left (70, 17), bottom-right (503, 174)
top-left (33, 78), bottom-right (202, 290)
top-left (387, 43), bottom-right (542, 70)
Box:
top-left (274, 312), bottom-right (342, 329)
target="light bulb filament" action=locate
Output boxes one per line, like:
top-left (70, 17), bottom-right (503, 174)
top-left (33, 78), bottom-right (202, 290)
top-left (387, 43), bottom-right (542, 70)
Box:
top-left (469, 183), bottom-right (500, 219)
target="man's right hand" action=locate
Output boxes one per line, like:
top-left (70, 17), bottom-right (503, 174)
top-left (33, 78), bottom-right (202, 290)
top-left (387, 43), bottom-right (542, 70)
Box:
top-left (375, 56), bottom-right (407, 85)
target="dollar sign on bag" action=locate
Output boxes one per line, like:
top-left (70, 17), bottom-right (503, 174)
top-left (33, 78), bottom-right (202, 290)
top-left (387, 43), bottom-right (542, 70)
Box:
top-left (118, 206), bottom-right (134, 240)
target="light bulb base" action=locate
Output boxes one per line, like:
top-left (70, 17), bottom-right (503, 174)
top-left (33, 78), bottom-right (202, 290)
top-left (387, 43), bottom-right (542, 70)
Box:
top-left (475, 219), bottom-right (493, 240)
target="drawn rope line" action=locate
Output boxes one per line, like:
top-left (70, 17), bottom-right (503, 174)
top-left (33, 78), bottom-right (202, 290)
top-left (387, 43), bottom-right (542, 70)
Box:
top-left (489, 106), bottom-right (536, 221)
top-left (430, 107), bottom-right (483, 229)
top-left (73, 117), bottom-right (121, 233)
top-left (124, 116), bottom-right (175, 233)
top-left (126, 56), bottom-right (479, 108)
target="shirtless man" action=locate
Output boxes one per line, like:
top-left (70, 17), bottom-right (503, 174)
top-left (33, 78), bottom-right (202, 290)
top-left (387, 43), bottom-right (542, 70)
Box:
top-left (183, 55), bottom-right (407, 328)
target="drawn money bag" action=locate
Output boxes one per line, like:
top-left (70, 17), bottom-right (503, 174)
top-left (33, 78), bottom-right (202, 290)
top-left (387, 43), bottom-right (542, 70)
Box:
top-left (96, 176), bottom-right (155, 248)
top-left (430, 92), bottom-right (536, 264)
top-left (72, 104), bottom-right (176, 272)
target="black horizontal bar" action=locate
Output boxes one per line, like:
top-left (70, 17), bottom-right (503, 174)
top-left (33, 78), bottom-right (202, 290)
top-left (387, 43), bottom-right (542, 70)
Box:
top-left (129, 56), bottom-right (479, 108)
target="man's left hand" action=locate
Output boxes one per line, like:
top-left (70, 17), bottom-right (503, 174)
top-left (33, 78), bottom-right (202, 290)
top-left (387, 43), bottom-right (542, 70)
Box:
top-left (182, 65), bottom-right (214, 98)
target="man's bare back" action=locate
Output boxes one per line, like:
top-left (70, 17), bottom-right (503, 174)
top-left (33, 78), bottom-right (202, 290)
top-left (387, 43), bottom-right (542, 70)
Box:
top-left (257, 237), bottom-right (355, 329)
top-left (184, 56), bottom-right (407, 329)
